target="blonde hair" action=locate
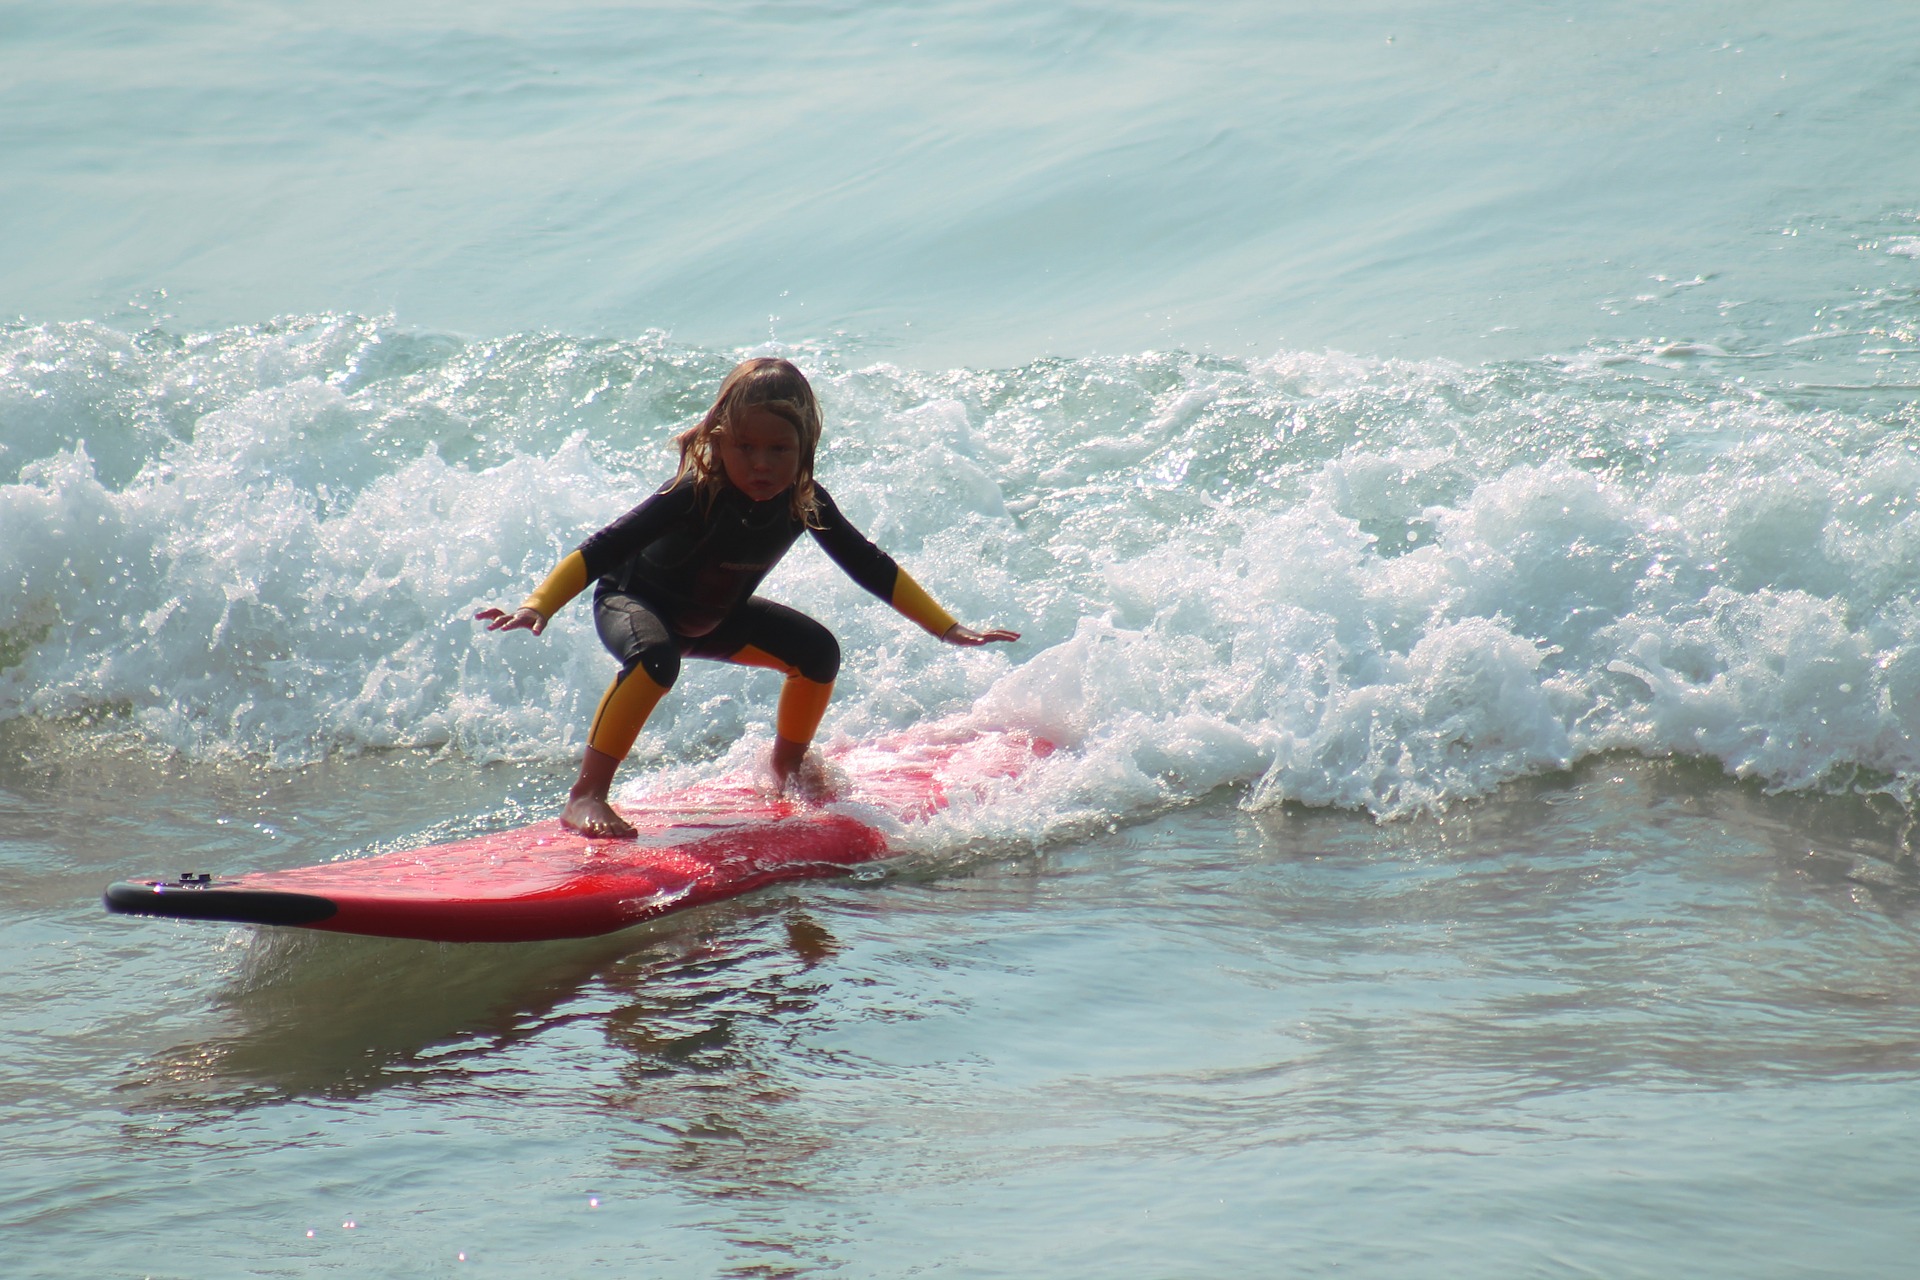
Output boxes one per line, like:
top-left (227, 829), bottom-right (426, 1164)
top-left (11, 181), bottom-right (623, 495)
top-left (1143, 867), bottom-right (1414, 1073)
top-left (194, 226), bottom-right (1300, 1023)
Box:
top-left (673, 357), bottom-right (824, 525)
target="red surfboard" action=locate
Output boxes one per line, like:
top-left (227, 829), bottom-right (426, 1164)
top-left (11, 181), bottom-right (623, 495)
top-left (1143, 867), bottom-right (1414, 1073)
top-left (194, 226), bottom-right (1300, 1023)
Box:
top-left (104, 726), bottom-right (1051, 943)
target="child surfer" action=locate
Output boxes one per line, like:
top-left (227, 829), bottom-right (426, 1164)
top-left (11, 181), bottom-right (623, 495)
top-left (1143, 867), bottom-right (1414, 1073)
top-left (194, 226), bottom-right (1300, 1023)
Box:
top-left (475, 357), bottom-right (1019, 839)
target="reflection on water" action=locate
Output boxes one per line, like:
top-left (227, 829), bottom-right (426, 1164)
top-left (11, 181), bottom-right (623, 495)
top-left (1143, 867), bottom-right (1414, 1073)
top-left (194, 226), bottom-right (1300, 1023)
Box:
top-left (10, 754), bottom-right (1920, 1275)
top-left (118, 754), bottom-right (1920, 1138)
top-left (120, 902), bottom-right (852, 1130)
top-left (110, 895), bottom-right (902, 1272)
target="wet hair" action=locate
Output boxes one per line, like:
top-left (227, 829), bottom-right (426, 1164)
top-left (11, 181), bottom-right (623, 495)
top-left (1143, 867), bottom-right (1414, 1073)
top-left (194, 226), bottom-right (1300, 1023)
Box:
top-left (673, 357), bottom-right (824, 525)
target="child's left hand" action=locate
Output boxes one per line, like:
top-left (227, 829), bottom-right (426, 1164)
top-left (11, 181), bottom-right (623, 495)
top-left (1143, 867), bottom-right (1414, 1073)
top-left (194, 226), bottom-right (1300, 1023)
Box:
top-left (942, 622), bottom-right (1020, 646)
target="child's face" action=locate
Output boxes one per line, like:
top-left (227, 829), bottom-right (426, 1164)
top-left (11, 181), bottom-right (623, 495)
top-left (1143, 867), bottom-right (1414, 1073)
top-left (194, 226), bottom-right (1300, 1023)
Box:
top-left (717, 406), bottom-right (802, 502)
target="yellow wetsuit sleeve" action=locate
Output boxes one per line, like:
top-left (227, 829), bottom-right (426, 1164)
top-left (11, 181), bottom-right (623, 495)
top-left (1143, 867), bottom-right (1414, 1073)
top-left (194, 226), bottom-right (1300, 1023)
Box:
top-left (520, 550), bottom-right (590, 620)
top-left (890, 568), bottom-right (958, 639)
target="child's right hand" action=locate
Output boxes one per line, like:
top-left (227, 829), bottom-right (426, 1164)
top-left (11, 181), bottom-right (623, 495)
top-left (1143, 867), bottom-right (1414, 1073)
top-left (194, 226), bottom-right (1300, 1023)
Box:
top-left (474, 606), bottom-right (548, 635)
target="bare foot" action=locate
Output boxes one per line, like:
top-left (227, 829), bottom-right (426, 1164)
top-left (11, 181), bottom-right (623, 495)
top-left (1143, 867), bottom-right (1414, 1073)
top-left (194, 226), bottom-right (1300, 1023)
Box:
top-left (561, 793), bottom-right (636, 839)
top-left (563, 745), bottom-right (635, 838)
top-left (768, 739), bottom-right (840, 802)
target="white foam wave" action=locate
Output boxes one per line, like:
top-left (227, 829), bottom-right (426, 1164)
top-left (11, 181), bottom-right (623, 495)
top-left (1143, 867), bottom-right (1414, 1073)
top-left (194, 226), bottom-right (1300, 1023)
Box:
top-left (6, 317), bottom-right (1920, 825)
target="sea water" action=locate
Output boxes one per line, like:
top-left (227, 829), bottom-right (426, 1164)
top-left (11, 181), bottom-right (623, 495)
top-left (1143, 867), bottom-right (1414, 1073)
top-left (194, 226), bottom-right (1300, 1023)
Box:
top-left (6, 2), bottom-right (1920, 1275)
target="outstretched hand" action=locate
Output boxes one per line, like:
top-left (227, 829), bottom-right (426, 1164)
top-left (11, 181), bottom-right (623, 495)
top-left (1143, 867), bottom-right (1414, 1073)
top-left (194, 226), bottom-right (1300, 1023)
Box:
top-left (942, 622), bottom-right (1020, 646)
top-left (474, 606), bottom-right (548, 636)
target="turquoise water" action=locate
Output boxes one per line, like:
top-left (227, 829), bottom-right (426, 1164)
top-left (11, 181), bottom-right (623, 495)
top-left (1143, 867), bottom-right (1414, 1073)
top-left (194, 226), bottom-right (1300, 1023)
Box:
top-left (7, 2), bottom-right (1920, 1275)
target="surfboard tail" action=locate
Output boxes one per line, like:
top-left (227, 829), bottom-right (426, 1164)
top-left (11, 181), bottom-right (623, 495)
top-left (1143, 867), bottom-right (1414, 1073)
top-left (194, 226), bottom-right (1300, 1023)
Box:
top-left (104, 879), bottom-right (340, 927)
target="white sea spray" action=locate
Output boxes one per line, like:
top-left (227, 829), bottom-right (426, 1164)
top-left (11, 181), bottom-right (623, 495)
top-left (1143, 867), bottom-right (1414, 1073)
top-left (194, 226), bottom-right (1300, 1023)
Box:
top-left (6, 317), bottom-right (1920, 828)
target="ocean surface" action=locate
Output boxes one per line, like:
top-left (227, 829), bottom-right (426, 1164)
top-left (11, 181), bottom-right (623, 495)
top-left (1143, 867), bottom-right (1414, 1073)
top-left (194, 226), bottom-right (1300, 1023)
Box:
top-left (7, 1), bottom-right (1920, 1275)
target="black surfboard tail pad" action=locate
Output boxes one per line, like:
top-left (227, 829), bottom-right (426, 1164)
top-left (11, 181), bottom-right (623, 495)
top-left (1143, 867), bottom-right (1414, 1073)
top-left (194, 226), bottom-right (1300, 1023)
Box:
top-left (105, 878), bottom-right (340, 927)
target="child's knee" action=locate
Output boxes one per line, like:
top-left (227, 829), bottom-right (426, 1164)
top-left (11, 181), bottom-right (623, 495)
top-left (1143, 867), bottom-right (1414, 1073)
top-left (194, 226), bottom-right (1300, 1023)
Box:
top-left (636, 647), bottom-right (680, 689)
top-left (799, 631), bottom-right (839, 685)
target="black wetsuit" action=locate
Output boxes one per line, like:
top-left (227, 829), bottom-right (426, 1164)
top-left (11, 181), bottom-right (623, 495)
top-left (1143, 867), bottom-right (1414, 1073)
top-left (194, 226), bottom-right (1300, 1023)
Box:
top-left (571, 479), bottom-right (931, 686)
top-left (521, 477), bottom-right (954, 757)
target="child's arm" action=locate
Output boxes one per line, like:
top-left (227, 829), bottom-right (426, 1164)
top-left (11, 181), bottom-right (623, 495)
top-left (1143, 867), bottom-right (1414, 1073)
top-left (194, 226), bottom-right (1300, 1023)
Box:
top-left (808, 487), bottom-right (1020, 646)
top-left (474, 483), bottom-right (696, 635)
top-left (474, 550), bottom-right (588, 634)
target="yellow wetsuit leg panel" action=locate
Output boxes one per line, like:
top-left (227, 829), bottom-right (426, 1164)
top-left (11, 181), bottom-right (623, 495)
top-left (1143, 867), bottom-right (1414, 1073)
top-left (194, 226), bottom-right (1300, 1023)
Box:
top-left (586, 666), bottom-right (669, 759)
top-left (730, 644), bottom-right (835, 744)
top-left (775, 677), bottom-right (834, 744)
